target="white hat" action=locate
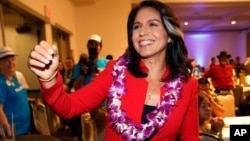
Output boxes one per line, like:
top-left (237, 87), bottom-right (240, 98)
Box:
top-left (0, 47), bottom-right (17, 59)
top-left (88, 34), bottom-right (102, 43)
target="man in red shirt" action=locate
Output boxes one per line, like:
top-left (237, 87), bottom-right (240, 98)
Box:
top-left (203, 51), bottom-right (234, 94)
top-left (209, 57), bottom-right (216, 68)
top-left (203, 51), bottom-right (235, 116)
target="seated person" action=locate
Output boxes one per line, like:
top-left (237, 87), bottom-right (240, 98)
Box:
top-left (198, 93), bottom-right (224, 141)
top-left (198, 78), bottom-right (225, 117)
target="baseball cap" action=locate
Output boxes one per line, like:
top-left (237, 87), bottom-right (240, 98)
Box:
top-left (0, 47), bottom-right (17, 59)
top-left (88, 34), bottom-right (102, 43)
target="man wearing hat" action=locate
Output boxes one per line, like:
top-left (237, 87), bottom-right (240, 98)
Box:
top-left (0, 47), bottom-right (32, 136)
top-left (71, 34), bottom-right (108, 141)
top-left (203, 51), bottom-right (235, 116)
top-left (72, 34), bottom-right (108, 89)
top-left (203, 51), bottom-right (234, 91)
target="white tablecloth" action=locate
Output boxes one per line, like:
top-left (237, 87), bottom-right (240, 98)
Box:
top-left (222, 116), bottom-right (250, 141)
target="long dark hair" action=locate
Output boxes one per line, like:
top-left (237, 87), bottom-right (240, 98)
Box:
top-left (125, 0), bottom-right (191, 82)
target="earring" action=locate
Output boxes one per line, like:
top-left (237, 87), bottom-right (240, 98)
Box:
top-left (168, 38), bottom-right (172, 43)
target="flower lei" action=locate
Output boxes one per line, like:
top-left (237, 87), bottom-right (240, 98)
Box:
top-left (107, 54), bottom-right (183, 141)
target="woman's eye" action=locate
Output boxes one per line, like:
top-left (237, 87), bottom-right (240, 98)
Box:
top-left (149, 22), bottom-right (157, 27)
top-left (133, 25), bottom-right (140, 30)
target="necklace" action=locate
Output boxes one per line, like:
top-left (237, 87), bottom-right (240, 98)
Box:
top-left (146, 81), bottom-right (162, 105)
top-left (107, 54), bottom-right (183, 141)
top-left (6, 80), bottom-right (15, 87)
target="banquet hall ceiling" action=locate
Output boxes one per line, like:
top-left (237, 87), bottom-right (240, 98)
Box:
top-left (167, 2), bottom-right (250, 32)
top-left (69, 0), bottom-right (250, 32)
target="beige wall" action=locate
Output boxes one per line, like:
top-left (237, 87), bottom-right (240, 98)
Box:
top-left (17, 0), bottom-right (250, 61)
top-left (74, 0), bottom-right (131, 60)
top-left (18, 0), bottom-right (129, 61)
top-left (19, 0), bottom-right (77, 58)
top-left (15, 0), bottom-right (250, 61)
top-left (0, 4), bottom-right (4, 47)
top-left (17, 0), bottom-right (130, 61)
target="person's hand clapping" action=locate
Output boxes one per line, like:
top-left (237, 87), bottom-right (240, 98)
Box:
top-left (28, 41), bottom-right (59, 82)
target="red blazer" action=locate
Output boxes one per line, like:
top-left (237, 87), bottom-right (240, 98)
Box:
top-left (41, 61), bottom-right (199, 141)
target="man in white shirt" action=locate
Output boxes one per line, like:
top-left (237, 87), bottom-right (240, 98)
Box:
top-left (15, 71), bottom-right (29, 89)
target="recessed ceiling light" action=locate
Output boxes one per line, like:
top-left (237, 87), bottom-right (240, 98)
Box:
top-left (231, 20), bottom-right (236, 25)
top-left (184, 22), bottom-right (189, 26)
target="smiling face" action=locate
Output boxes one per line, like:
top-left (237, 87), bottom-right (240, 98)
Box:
top-left (132, 7), bottom-right (169, 59)
top-left (0, 56), bottom-right (16, 77)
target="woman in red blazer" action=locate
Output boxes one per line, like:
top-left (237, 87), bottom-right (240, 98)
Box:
top-left (27, 0), bottom-right (199, 140)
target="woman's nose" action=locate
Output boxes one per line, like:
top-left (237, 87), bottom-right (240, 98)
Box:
top-left (139, 26), bottom-right (149, 36)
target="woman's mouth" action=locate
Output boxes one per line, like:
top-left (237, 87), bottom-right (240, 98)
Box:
top-left (139, 40), bottom-right (153, 46)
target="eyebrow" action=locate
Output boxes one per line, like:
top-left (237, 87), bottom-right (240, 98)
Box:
top-left (134, 19), bottom-right (162, 25)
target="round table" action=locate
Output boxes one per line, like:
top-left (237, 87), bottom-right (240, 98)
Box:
top-left (16, 134), bottom-right (61, 141)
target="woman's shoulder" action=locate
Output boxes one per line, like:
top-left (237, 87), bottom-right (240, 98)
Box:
top-left (99, 60), bottom-right (116, 75)
top-left (185, 77), bottom-right (198, 86)
top-left (182, 77), bottom-right (198, 96)
top-left (104, 60), bottom-right (116, 69)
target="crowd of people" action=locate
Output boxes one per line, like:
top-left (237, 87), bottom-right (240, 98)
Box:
top-left (56, 34), bottom-right (111, 141)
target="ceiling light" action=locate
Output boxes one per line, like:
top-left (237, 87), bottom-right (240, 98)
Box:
top-left (184, 22), bottom-right (189, 26)
top-left (231, 20), bottom-right (236, 25)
